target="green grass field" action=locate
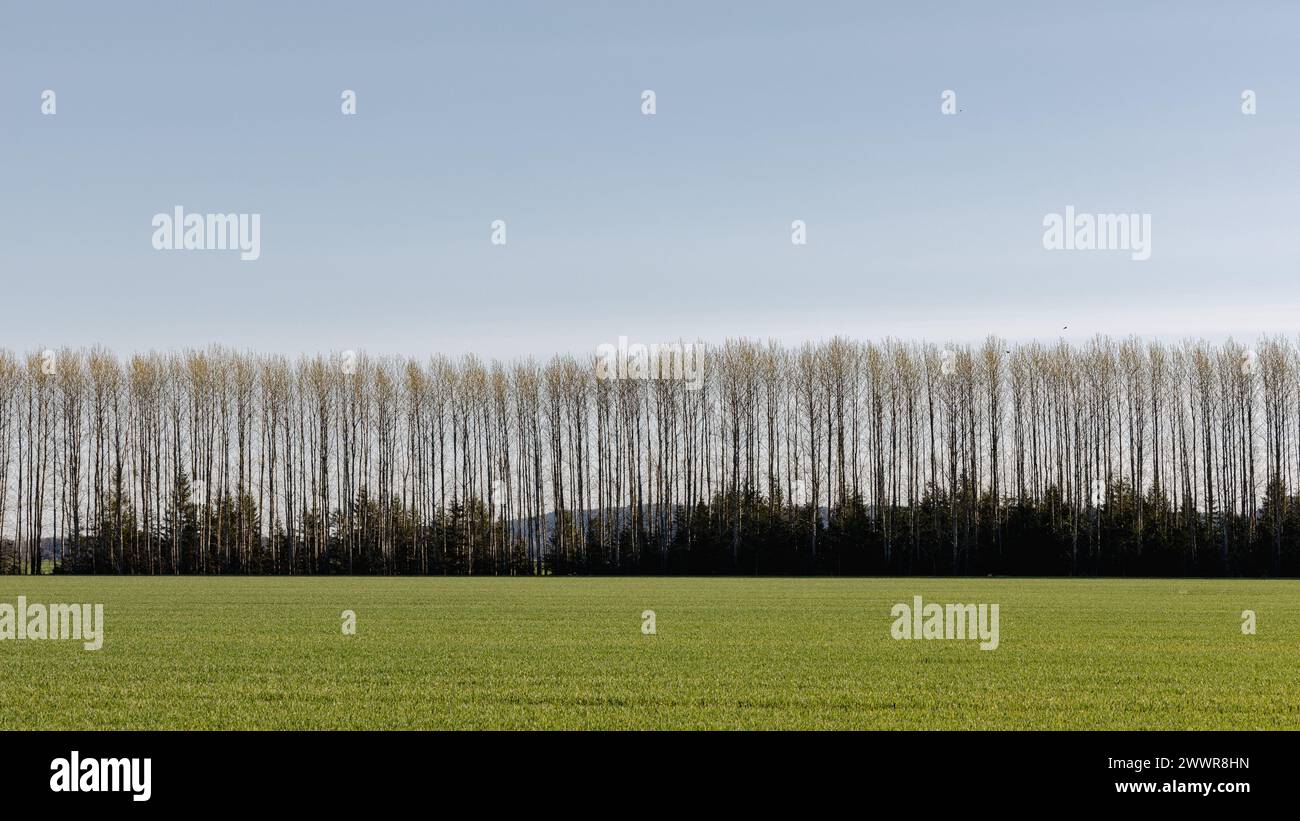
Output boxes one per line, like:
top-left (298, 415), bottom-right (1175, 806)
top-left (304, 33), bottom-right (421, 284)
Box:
top-left (0, 577), bottom-right (1295, 729)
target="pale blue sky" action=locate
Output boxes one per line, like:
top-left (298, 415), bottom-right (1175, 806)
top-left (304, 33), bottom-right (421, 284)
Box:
top-left (2, 1), bottom-right (1297, 359)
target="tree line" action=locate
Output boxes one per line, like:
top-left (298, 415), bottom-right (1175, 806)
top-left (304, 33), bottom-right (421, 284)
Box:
top-left (1, 336), bottom-right (1298, 577)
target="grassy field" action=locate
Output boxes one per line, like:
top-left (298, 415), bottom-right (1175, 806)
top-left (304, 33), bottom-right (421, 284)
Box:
top-left (0, 577), bottom-right (1295, 730)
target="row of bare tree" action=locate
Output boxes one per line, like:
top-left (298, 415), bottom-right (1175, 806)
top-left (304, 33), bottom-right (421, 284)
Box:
top-left (1, 336), bottom-right (1296, 576)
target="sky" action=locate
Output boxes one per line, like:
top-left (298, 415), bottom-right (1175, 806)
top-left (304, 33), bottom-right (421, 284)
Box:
top-left (2, 1), bottom-right (1298, 361)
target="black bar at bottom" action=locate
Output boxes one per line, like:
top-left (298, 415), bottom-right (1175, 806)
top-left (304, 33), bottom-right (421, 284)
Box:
top-left (3, 730), bottom-right (1282, 808)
